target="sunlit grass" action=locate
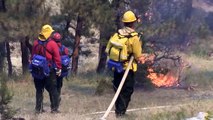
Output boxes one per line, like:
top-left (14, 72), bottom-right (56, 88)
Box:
top-left (5, 52), bottom-right (213, 120)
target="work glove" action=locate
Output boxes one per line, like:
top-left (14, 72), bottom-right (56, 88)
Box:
top-left (56, 69), bottom-right (61, 77)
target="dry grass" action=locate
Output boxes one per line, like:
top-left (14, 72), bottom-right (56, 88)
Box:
top-left (181, 53), bottom-right (213, 89)
top-left (6, 53), bottom-right (213, 120)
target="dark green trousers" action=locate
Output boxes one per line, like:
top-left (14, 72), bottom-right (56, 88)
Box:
top-left (113, 70), bottom-right (135, 114)
top-left (56, 76), bottom-right (63, 104)
top-left (34, 71), bottom-right (59, 112)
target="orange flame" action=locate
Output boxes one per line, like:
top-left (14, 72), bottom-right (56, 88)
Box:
top-left (147, 68), bottom-right (178, 87)
top-left (142, 54), bottom-right (179, 87)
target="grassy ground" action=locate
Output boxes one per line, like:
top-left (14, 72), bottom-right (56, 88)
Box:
top-left (7, 53), bottom-right (213, 120)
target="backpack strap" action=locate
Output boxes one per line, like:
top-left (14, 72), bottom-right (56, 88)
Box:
top-left (38, 40), bottom-right (52, 56)
top-left (116, 33), bottom-right (125, 62)
top-left (34, 39), bottom-right (53, 65)
top-left (130, 32), bottom-right (138, 37)
top-left (121, 31), bottom-right (138, 67)
top-left (129, 32), bottom-right (138, 70)
top-left (59, 45), bottom-right (65, 55)
top-left (33, 40), bottom-right (47, 56)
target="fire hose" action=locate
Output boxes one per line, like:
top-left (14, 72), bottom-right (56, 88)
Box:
top-left (100, 56), bottom-right (134, 120)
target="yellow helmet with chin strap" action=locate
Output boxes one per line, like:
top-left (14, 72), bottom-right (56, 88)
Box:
top-left (122, 11), bottom-right (137, 23)
top-left (38, 24), bottom-right (54, 41)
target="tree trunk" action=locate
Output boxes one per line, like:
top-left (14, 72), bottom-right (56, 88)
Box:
top-left (21, 37), bottom-right (29, 74)
top-left (71, 15), bottom-right (83, 75)
top-left (25, 36), bottom-right (32, 54)
top-left (65, 16), bottom-right (71, 35)
top-left (115, 0), bottom-right (122, 31)
top-left (5, 41), bottom-right (12, 76)
top-left (0, 42), bottom-right (5, 73)
top-left (96, 30), bottom-right (110, 73)
top-left (0, 0), bottom-right (6, 12)
top-left (96, 0), bottom-right (122, 73)
top-left (62, 15), bottom-right (71, 40)
top-left (96, 43), bottom-right (107, 73)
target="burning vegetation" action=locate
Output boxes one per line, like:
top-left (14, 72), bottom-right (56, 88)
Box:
top-left (143, 55), bottom-right (181, 88)
top-left (147, 68), bottom-right (178, 87)
top-left (140, 41), bottom-right (193, 90)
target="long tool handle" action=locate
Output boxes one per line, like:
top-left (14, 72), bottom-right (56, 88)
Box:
top-left (100, 56), bottom-right (134, 120)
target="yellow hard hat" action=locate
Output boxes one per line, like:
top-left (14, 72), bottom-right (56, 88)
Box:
top-left (38, 24), bottom-right (54, 41)
top-left (122, 11), bottom-right (137, 23)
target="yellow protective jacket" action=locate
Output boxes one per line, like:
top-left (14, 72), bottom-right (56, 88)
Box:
top-left (106, 27), bottom-right (142, 72)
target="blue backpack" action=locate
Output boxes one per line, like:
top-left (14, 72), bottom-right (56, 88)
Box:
top-left (107, 59), bottom-right (123, 73)
top-left (29, 40), bottom-right (50, 80)
top-left (59, 45), bottom-right (71, 77)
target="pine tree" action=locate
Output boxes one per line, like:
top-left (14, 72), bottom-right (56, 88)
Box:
top-left (61, 0), bottom-right (115, 75)
top-left (0, 0), bottom-right (51, 75)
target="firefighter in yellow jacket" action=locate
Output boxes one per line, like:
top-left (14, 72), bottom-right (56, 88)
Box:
top-left (105, 10), bottom-right (144, 117)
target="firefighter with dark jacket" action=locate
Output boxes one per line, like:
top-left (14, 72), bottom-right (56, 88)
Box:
top-left (51, 32), bottom-right (70, 104)
top-left (105, 11), bottom-right (145, 117)
top-left (31, 24), bottom-right (62, 114)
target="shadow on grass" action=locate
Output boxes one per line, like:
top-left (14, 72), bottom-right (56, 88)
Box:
top-left (67, 70), bottom-right (113, 95)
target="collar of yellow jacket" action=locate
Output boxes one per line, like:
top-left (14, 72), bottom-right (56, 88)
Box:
top-left (38, 24), bottom-right (54, 41)
top-left (118, 27), bottom-right (135, 36)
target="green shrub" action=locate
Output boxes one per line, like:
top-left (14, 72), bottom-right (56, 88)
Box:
top-left (0, 74), bottom-right (16, 120)
top-left (190, 37), bottom-right (212, 58)
top-left (95, 72), bottom-right (113, 95)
